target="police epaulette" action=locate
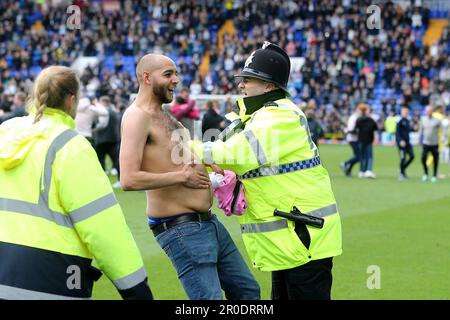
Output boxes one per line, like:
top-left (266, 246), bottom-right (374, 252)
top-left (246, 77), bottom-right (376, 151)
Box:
top-left (263, 101), bottom-right (279, 108)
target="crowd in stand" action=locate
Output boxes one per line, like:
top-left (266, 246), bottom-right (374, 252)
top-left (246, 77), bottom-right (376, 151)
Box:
top-left (0, 0), bottom-right (449, 137)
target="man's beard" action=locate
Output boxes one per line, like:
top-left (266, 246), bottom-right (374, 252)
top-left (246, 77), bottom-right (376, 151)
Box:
top-left (153, 83), bottom-right (172, 104)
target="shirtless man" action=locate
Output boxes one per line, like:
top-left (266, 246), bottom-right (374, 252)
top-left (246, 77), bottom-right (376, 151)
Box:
top-left (119, 54), bottom-right (260, 300)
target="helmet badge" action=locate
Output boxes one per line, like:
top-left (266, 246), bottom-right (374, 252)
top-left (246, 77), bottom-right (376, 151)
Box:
top-left (262, 41), bottom-right (271, 49)
top-left (244, 51), bottom-right (256, 68)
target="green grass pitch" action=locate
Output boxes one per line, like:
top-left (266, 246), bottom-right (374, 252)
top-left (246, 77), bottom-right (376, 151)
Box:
top-left (93, 144), bottom-right (450, 300)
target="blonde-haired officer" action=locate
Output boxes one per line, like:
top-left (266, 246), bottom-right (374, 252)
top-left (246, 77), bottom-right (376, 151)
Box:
top-left (0, 66), bottom-right (152, 300)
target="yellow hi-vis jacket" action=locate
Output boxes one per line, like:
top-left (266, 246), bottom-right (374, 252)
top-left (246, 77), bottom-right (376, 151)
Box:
top-left (191, 91), bottom-right (342, 272)
top-left (0, 108), bottom-right (147, 299)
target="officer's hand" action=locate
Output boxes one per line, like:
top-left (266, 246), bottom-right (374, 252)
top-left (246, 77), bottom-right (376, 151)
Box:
top-left (207, 164), bottom-right (225, 176)
top-left (181, 164), bottom-right (211, 189)
top-left (399, 140), bottom-right (406, 148)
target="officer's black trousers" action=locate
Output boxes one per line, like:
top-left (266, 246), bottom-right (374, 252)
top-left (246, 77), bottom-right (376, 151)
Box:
top-left (271, 257), bottom-right (333, 300)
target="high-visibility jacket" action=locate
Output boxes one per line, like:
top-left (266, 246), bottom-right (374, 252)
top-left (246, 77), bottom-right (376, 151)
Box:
top-left (0, 108), bottom-right (149, 300)
top-left (385, 116), bottom-right (398, 134)
top-left (191, 90), bottom-right (342, 272)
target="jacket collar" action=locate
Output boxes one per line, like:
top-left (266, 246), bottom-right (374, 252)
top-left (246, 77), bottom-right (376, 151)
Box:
top-left (29, 107), bottom-right (76, 129)
top-left (236, 89), bottom-right (287, 115)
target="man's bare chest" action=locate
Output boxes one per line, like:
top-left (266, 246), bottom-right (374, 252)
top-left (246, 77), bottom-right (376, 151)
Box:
top-left (147, 110), bottom-right (188, 146)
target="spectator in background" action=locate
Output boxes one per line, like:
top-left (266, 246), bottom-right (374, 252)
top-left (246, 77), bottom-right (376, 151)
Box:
top-left (411, 110), bottom-right (421, 132)
top-left (0, 92), bottom-right (27, 124)
top-left (411, 8), bottom-right (423, 30)
top-left (306, 109), bottom-right (324, 146)
top-left (430, 105), bottom-right (446, 175)
top-left (93, 96), bottom-right (121, 188)
top-left (201, 100), bottom-right (225, 141)
top-left (75, 97), bottom-right (109, 145)
top-left (114, 52), bottom-right (124, 73)
top-left (189, 78), bottom-right (202, 95)
top-left (384, 110), bottom-right (398, 145)
top-left (441, 112), bottom-right (449, 168)
top-left (220, 95), bottom-right (234, 116)
top-left (396, 107), bottom-right (415, 180)
top-left (354, 103), bottom-right (378, 179)
top-left (117, 103), bottom-right (127, 129)
top-left (420, 105), bottom-right (442, 183)
top-left (171, 87), bottom-right (199, 138)
top-left (0, 94), bottom-right (11, 113)
top-left (340, 107), bottom-right (361, 177)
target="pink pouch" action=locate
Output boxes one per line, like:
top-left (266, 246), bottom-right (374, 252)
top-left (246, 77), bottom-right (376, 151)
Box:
top-left (210, 170), bottom-right (247, 216)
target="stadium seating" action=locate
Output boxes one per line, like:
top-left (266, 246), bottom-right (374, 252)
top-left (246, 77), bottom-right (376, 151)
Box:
top-left (0, 0), bottom-right (448, 135)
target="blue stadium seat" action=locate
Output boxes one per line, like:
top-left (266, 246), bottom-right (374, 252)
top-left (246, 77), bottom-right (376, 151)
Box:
top-left (430, 10), bottom-right (449, 19)
top-left (5, 55), bottom-right (13, 68)
top-left (209, 25), bottom-right (218, 33)
top-left (123, 56), bottom-right (136, 75)
top-left (183, 75), bottom-right (193, 86)
top-left (102, 55), bottom-right (115, 72)
top-left (29, 66), bottom-right (42, 77)
top-left (379, 63), bottom-right (384, 74)
top-left (32, 52), bottom-right (42, 66)
top-left (184, 56), bottom-right (192, 65)
top-left (168, 54), bottom-right (179, 64)
top-left (294, 31), bottom-right (303, 43)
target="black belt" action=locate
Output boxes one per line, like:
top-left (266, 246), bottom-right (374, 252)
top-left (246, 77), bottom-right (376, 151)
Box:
top-left (150, 211), bottom-right (212, 237)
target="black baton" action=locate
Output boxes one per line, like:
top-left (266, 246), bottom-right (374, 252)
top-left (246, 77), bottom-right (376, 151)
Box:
top-left (274, 208), bottom-right (324, 228)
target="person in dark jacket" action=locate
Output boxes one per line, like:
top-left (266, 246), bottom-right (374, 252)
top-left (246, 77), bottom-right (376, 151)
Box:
top-left (396, 107), bottom-right (415, 180)
top-left (354, 103), bottom-right (378, 178)
top-left (0, 92), bottom-right (27, 124)
top-left (201, 100), bottom-right (225, 141)
top-left (93, 96), bottom-right (121, 188)
top-left (306, 109), bottom-right (325, 146)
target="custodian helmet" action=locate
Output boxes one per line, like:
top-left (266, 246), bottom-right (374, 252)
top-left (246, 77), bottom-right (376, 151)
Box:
top-left (235, 41), bottom-right (291, 92)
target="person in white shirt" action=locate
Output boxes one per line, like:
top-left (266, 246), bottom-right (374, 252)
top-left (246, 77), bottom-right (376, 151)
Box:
top-left (340, 108), bottom-right (361, 176)
top-left (75, 97), bottom-right (109, 145)
top-left (419, 105), bottom-right (442, 182)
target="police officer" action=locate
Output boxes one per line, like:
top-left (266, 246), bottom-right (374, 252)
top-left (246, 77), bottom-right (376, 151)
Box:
top-left (0, 66), bottom-right (153, 300)
top-left (190, 42), bottom-right (342, 300)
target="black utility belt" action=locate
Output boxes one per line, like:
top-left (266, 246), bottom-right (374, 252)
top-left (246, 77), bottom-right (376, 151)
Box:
top-left (150, 211), bottom-right (212, 237)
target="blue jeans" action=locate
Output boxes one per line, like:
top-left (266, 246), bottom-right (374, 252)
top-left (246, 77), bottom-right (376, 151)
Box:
top-left (345, 141), bottom-right (360, 173)
top-left (359, 142), bottom-right (373, 172)
top-left (154, 214), bottom-right (261, 300)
